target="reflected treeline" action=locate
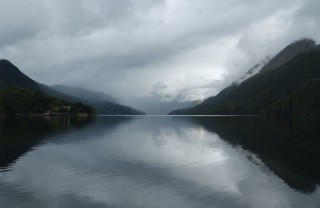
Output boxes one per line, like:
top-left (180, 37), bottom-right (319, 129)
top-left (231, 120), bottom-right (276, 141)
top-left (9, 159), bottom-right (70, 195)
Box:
top-left (190, 116), bottom-right (320, 193)
top-left (0, 116), bottom-right (94, 169)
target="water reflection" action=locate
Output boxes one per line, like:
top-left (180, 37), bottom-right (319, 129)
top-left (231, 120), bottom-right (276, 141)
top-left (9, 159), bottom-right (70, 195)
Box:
top-left (0, 116), bottom-right (319, 208)
top-left (0, 116), bottom-right (94, 170)
top-left (190, 116), bottom-right (320, 193)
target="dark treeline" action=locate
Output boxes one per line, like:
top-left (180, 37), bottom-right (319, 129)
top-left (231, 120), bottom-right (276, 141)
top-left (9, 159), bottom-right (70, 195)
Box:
top-left (0, 87), bottom-right (95, 116)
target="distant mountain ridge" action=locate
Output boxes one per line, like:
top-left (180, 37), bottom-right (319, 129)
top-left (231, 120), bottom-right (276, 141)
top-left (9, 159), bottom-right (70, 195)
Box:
top-left (52, 85), bottom-right (117, 104)
top-left (40, 84), bottom-right (145, 115)
top-left (169, 39), bottom-right (320, 115)
top-left (129, 98), bottom-right (202, 115)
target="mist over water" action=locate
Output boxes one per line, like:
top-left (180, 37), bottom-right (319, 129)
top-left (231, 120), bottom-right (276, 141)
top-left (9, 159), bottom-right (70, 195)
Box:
top-left (0, 116), bottom-right (319, 208)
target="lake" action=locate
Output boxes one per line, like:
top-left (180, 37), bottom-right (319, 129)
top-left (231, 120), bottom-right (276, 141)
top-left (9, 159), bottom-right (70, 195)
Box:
top-left (0, 116), bottom-right (320, 208)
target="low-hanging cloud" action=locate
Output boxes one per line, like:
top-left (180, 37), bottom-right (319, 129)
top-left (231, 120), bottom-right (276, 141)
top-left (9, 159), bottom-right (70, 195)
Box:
top-left (0, 0), bottom-right (319, 106)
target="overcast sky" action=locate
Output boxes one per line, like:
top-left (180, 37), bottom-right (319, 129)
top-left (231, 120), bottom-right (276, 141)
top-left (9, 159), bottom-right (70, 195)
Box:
top-left (0, 0), bottom-right (319, 104)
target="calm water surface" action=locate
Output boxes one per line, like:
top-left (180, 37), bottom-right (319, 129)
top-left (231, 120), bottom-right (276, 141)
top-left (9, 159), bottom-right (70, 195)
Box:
top-left (0, 116), bottom-right (320, 208)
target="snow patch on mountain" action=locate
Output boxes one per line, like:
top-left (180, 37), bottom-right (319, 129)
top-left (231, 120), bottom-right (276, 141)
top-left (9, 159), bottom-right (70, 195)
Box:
top-left (234, 57), bottom-right (271, 85)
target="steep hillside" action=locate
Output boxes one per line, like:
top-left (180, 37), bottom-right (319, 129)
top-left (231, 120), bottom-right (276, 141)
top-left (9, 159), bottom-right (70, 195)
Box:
top-left (260, 39), bottom-right (318, 73)
top-left (170, 39), bottom-right (320, 115)
top-left (0, 87), bottom-right (95, 116)
top-left (0, 60), bottom-right (94, 115)
top-left (234, 57), bottom-right (270, 84)
top-left (0, 59), bottom-right (42, 92)
top-left (266, 79), bottom-right (320, 116)
top-left (0, 60), bottom-right (143, 115)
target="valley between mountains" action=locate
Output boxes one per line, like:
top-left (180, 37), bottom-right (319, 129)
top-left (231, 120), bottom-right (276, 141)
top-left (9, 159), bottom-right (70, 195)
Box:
top-left (1, 38), bottom-right (320, 116)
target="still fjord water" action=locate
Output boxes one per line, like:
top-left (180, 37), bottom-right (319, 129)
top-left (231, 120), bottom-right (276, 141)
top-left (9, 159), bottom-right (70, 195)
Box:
top-left (0, 116), bottom-right (320, 208)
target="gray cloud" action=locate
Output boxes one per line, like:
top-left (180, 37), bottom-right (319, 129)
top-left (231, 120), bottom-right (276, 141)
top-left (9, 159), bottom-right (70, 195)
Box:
top-left (0, 0), bottom-right (319, 107)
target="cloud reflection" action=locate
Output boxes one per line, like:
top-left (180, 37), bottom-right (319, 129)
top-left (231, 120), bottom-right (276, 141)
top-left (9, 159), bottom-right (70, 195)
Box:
top-left (0, 116), bottom-right (319, 208)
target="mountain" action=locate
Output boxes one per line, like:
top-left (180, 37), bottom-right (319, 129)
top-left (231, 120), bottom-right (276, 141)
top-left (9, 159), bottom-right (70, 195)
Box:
top-left (0, 87), bottom-right (95, 116)
top-left (128, 97), bottom-right (202, 115)
top-left (234, 57), bottom-right (270, 85)
top-left (0, 59), bottom-right (144, 115)
top-left (266, 79), bottom-right (320, 116)
top-left (40, 84), bottom-right (145, 115)
top-left (92, 102), bottom-right (145, 115)
top-left (0, 59), bottom-right (95, 116)
top-left (37, 83), bottom-right (81, 103)
top-left (0, 59), bottom-right (42, 92)
top-left (169, 39), bottom-right (320, 115)
top-left (145, 99), bottom-right (200, 115)
top-left (52, 85), bottom-right (117, 103)
top-left (259, 39), bottom-right (318, 73)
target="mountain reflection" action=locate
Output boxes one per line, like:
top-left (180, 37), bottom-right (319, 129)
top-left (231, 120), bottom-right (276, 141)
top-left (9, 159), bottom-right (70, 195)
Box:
top-left (1, 116), bottom-right (320, 208)
top-left (0, 116), bottom-right (94, 170)
top-left (190, 116), bottom-right (320, 193)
